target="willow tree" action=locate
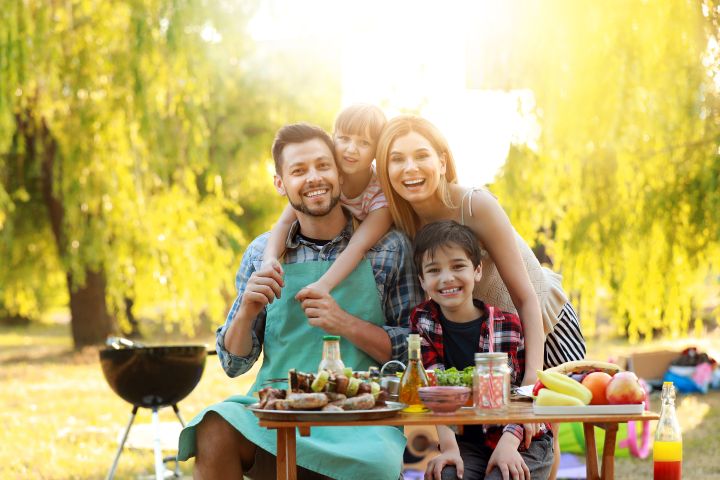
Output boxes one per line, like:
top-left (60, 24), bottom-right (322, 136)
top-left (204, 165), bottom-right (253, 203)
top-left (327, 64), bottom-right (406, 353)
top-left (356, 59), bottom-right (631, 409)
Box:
top-left (0, 1), bottom-right (252, 347)
top-left (489, 0), bottom-right (720, 341)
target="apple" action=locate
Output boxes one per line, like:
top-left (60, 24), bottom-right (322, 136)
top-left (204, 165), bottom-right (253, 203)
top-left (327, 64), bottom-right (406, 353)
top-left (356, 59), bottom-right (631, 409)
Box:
top-left (605, 371), bottom-right (645, 404)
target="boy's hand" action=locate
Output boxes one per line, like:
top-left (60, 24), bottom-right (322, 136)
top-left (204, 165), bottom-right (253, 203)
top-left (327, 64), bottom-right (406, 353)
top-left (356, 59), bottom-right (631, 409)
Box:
top-left (486, 433), bottom-right (531, 480)
top-left (521, 423), bottom-right (543, 449)
top-left (425, 448), bottom-right (464, 480)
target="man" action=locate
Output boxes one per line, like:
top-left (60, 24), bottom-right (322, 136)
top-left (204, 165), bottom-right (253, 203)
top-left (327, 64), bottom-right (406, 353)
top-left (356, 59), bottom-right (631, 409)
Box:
top-left (177, 123), bottom-right (422, 479)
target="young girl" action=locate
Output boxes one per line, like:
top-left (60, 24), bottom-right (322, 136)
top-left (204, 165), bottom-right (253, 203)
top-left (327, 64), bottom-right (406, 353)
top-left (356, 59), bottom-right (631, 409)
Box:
top-left (263, 104), bottom-right (394, 298)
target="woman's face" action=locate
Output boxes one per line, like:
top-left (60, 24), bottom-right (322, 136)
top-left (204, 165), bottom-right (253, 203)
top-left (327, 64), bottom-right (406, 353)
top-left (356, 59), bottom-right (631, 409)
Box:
top-left (387, 131), bottom-right (446, 204)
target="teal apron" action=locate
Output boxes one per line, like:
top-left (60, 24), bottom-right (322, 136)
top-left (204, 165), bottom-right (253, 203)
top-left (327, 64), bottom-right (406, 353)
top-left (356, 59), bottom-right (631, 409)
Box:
top-left (178, 260), bottom-right (406, 480)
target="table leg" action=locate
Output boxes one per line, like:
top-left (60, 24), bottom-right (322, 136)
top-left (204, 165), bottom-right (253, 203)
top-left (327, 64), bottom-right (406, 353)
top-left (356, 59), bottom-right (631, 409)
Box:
top-left (583, 423), bottom-right (600, 480)
top-left (276, 427), bottom-right (297, 480)
top-left (600, 423), bottom-right (619, 480)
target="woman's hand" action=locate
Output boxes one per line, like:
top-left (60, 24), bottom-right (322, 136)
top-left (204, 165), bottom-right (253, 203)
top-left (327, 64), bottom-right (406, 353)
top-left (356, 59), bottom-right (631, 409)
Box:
top-left (425, 447), bottom-right (464, 480)
top-left (486, 433), bottom-right (531, 480)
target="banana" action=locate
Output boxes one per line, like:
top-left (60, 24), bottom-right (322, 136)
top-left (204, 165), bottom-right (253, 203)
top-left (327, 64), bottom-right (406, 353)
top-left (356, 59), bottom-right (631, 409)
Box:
top-left (546, 360), bottom-right (622, 377)
top-left (536, 369), bottom-right (592, 405)
top-left (535, 388), bottom-right (585, 406)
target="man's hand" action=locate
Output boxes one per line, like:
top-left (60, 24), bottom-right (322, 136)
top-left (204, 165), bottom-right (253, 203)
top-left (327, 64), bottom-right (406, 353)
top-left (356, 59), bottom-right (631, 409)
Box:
top-left (486, 433), bottom-right (531, 480)
top-left (238, 262), bottom-right (284, 320)
top-left (425, 447), bottom-right (464, 480)
top-left (296, 280), bottom-right (331, 300)
top-left (297, 286), bottom-right (350, 336)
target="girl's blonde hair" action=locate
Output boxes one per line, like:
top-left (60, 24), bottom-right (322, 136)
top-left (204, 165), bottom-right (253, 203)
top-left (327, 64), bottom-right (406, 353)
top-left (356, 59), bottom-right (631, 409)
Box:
top-left (375, 115), bottom-right (458, 238)
top-left (334, 104), bottom-right (387, 142)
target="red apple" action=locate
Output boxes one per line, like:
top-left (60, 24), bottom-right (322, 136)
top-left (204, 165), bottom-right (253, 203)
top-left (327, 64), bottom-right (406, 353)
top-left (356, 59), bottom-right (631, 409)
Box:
top-left (605, 371), bottom-right (645, 404)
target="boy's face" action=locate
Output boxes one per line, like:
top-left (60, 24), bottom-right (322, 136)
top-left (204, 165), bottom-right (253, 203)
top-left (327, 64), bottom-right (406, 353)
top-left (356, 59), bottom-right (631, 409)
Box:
top-left (419, 244), bottom-right (482, 319)
top-left (334, 130), bottom-right (375, 176)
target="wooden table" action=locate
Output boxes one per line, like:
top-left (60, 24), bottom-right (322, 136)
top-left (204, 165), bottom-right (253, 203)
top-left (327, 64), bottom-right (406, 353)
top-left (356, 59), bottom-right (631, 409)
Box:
top-left (257, 401), bottom-right (659, 480)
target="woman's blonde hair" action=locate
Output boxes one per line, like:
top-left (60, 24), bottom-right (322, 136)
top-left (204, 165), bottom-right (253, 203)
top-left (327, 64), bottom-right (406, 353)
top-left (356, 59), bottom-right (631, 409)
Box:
top-left (375, 115), bottom-right (458, 238)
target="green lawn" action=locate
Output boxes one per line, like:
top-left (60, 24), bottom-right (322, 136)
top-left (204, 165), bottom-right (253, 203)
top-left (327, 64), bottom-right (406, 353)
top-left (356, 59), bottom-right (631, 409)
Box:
top-left (1, 322), bottom-right (719, 479)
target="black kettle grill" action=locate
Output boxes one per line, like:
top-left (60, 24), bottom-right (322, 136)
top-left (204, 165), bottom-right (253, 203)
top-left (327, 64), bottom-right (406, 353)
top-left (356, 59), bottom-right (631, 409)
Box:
top-left (100, 338), bottom-right (212, 479)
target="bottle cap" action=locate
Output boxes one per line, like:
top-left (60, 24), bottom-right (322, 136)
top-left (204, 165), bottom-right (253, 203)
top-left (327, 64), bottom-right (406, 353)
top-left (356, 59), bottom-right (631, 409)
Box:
top-left (323, 335), bottom-right (340, 341)
top-left (663, 381), bottom-right (673, 386)
top-left (474, 352), bottom-right (508, 362)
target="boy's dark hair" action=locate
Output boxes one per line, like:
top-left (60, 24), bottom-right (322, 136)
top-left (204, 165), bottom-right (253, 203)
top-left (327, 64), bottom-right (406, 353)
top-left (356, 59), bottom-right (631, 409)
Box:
top-left (272, 123), bottom-right (335, 173)
top-left (334, 104), bottom-right (387, 142)
top-left (413, 220), bottom-right (482, 275)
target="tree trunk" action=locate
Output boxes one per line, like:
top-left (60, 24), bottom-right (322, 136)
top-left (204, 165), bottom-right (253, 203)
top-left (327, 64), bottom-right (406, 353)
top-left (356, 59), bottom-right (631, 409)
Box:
top-left (67, 269), bottom-right (113, 348)
top-left (35, 114), bottom-right (115, 349)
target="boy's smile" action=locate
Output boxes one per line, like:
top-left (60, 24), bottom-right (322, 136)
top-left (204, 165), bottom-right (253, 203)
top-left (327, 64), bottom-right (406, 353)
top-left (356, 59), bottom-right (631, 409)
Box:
top-left (419, 243), bottom-right (482, 322)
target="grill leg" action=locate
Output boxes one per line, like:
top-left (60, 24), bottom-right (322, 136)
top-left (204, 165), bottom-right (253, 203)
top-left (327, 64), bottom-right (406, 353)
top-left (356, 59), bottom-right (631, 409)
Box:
top-left (171, 404), bottom-right (185, 477)
top-left (151, 407), bottom-right (165, 480)
top-left (171, 403), bottom-right (186, 428)
top-left (106, 405), bottom-right (139, 480)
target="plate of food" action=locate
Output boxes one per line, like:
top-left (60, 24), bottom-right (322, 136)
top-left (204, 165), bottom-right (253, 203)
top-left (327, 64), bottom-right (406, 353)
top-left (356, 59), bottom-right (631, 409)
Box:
top-left (247, 368), bottom-right (405, 421)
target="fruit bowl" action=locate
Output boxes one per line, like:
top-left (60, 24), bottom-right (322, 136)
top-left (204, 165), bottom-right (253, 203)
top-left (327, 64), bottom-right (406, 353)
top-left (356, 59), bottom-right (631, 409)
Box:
top-left (418, 386), bottom-right (471, 414)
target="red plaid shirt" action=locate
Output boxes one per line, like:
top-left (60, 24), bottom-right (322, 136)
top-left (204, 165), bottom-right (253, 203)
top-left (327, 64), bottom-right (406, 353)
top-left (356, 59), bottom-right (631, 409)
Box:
top-left (410, 298), bottom-right (548, 448)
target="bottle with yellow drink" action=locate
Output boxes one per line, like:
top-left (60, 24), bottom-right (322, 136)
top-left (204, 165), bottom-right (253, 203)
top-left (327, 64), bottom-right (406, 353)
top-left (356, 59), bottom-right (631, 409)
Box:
top-left (653, 381), bottom-right (682, 480)
top-left (399, 334), bottom-right (429, 413)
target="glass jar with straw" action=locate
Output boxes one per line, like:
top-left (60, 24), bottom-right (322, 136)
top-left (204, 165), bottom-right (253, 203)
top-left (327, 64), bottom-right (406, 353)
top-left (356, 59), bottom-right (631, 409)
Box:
top-left (473, 352), bottom-right (511, 411)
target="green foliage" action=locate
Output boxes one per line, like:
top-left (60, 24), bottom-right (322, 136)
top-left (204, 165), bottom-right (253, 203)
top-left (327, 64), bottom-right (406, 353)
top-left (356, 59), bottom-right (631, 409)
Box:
top-left (491, 0), bottom-right (720, 341)
top-left (0, 0), bottom-right (340, 340)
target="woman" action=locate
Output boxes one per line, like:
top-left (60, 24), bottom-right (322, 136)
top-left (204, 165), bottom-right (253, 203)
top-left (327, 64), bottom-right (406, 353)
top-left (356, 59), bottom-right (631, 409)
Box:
top-left (375, 115), bottom-right (586, 384)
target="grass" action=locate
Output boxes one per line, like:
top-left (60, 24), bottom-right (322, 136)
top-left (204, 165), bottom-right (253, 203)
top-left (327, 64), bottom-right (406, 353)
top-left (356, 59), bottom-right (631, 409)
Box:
top-left (1, 322), bottom-right (719, 479)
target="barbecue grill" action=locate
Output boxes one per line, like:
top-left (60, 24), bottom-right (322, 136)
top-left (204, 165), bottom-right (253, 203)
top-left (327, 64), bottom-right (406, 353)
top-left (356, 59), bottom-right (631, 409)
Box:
top-left (100, 338), bottom-right (212, 479)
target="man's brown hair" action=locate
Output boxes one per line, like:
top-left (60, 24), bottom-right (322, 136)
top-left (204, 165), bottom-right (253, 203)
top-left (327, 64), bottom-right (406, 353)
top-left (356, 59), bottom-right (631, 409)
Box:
top-left (271, 123), bottom-right (335, 173)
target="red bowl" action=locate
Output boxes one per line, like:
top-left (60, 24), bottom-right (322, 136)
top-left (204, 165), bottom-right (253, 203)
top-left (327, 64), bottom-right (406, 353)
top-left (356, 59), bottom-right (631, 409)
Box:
top-left (418, 386), bottom-right (471, 414)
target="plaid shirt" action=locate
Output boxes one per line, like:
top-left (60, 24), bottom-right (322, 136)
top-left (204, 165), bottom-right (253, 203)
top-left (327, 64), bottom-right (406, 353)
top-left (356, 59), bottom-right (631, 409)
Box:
top-left (411, 298), bottom-right (548, 448)
top-left (217, 218), bottom-right (422, 377)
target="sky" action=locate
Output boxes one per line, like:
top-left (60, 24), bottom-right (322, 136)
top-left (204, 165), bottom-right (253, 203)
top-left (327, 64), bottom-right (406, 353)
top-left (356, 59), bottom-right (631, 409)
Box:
top-left (248, 0), bottom-right (539, 185)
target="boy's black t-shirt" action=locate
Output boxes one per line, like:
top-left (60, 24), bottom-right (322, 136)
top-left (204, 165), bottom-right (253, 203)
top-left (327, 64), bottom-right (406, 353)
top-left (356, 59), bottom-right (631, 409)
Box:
top-left (439, 309), bottom-right (487, 443)
top-left (439, 312), bottom-right (484, 371)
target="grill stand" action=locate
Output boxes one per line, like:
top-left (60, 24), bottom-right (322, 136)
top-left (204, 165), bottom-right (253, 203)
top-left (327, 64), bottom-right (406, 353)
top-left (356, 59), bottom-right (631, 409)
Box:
top-left (106, 404), bottom-right (186, 480)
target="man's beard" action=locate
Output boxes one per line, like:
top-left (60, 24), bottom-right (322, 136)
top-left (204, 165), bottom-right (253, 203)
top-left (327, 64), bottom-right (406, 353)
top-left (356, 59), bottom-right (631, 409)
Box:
top-left (289, 191), bottom-right (341, 217)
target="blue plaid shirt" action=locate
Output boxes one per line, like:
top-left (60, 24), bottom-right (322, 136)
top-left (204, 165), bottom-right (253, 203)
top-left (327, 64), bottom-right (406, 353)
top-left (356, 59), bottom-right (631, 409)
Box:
top-left (217, 218), bottom-right (422, 377)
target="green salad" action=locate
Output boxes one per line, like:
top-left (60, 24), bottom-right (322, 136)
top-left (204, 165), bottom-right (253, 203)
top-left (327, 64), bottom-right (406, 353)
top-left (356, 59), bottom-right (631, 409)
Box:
top-left (435, 366), bottom-right (474, 387)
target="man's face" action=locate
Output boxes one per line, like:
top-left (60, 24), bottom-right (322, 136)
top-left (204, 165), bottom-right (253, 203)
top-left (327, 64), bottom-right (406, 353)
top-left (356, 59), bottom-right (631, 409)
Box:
top-left (274, 138), bottom-right (342, 217)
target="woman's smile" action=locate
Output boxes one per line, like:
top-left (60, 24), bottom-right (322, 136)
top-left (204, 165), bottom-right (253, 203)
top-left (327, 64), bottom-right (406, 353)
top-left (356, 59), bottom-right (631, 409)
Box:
top-left (388, 131), bottom-right (445, 203)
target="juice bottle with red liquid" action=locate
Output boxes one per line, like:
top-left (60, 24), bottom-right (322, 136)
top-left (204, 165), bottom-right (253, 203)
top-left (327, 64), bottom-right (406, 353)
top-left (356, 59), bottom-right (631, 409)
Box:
top-left (653, 381), bottom-right (682, 480)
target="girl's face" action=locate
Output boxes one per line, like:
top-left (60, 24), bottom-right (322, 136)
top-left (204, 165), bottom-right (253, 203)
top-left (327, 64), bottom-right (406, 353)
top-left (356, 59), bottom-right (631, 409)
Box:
top-left (387, 131), bottom-right (446, 204)
top-left (334, 131), bottom-right (375, 176)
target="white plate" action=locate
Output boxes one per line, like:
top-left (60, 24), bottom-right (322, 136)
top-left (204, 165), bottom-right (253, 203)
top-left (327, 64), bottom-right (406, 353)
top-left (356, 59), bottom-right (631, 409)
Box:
top-left (532, 402), bottom-right (645, 415)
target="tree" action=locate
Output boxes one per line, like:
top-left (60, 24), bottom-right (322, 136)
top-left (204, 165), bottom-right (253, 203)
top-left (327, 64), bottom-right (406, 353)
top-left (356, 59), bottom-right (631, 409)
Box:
top-left (489, 0), bottom-right (720, 341)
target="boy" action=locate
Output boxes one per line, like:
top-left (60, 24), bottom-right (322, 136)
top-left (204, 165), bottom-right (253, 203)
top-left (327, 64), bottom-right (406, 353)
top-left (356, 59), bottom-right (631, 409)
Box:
top-left (410, 220), bottom-right (553, 480)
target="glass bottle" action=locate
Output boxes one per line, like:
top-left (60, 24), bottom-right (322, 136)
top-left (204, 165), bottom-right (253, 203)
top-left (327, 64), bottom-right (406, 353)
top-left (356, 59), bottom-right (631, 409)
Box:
top-left (473, 352), bottom-right (511, 411)
top-left (318, 335), bottom-right (345, 375)
top-left (654, 381), bottom-right (682, 480)
top-left (399, 334), bottom-right (429, 412)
